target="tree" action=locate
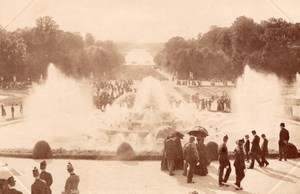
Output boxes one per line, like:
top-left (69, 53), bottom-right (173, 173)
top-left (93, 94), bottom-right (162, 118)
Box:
top-left (85, 33), bottom-right (95, 46)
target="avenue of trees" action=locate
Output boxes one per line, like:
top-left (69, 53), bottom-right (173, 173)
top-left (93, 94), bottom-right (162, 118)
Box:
top-left (0, 16), bottom-right (124, 81)
top-left (154, 16), bottom-right (300, 81)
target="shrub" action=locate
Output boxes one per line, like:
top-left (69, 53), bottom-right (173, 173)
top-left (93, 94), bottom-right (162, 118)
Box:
top-left (116, 142), bottom-right (136, 160)
top-left (285, 143), bottom-right (298, 159)
top-left (206, 141), bottom-right (218, 161)
top-left (32, 140), bottom-right (52, 159)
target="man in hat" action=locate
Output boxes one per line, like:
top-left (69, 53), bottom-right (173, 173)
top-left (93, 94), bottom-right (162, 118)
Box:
top-left (31, 167), bottom-right (48, 194)
top-left (261, 134), bottom-right (269, 167)
top-left (218, 135), bottom-right (231, 187)
top-left (164, 133), bottom-right (178, 176)
top-left (183, 136), bottom-right (199, 183)
top-left (279, 123), bottom-right (289, 161)
top-left (7, 176), bottom-right (22, 194)
top-left (40, 161), bottom-right (53, 194)
top-left (64, 162), bottom-right (80, 194)
top-left (233, 139), bottom-right (246, 190)
top-left (248, 130), bottom-right (263, 169)
top-left (244, 135), bottom-right (250, 162)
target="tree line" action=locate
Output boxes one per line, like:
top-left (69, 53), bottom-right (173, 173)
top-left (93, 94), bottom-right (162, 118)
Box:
top-left (0, 16), bottom-right (124, 81)
top-left (154, 16), bottom-right (300, 82)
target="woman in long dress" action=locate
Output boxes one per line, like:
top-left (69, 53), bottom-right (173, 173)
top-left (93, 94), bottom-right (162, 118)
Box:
top-left (196, 137), bottom-right (208, 176)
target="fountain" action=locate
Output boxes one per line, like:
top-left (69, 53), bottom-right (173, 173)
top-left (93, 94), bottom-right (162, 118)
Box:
top-left (0, 63), bottom-right (299, 152)
top-left (232, 65), bottom-right (282, 133)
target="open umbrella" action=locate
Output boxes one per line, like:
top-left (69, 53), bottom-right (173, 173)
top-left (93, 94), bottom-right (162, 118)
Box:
top-left (155, 126), bottom-right (175, 139)
top-left (188, 126), bottom-right (209, 137)
top-left (175, 131), bottom-right (184, 139)
top-left (0, 170), bottom-right (13, 180)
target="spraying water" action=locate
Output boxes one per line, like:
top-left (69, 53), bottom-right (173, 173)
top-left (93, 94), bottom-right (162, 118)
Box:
top-left (232, 65), bottom-right (282, 133)
top-left (22, 64), bottom-right (103, 143)
top-left (134, 76), bottom-right (170, 112)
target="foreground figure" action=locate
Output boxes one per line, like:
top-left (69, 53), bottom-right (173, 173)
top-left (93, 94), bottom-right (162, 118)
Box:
top-left (233, 139), bottom-right (246, 190)
top-left (261, 134), bottom-right (269, 167)
top-left (183, 136), bottom-right (199, 183)
top-left (39, 161), bottom-right (53, 194)
top-left (31, 167), bottom-right (48, 194)
top-left (248, 130), bottom-right (262, 169)
top-left (165, 133), bottom-right (178, 176)
top-left (244, 135), bottom-right (250, 162)
top-left (7, 176), bottom-right (22, 194)
top-left (64, 162), bottom-right (80, 194)
top-left (196, 137), bottom-right (208, 176)
top-left (279, 123), bottom-right (289, 161)
top-left (218, 135), bottom-right (231, 187)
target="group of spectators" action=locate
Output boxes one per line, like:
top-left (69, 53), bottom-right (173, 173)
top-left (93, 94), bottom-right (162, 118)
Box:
top-left (161, 133), bottom-right (209, 180)
top-left (161, 122), bottom-right (290, 191)
top-left (0, 78), bottom-right (35, 90)
top-left (2, 161), bottom-right (80, 194)
top-left (1, 104), bottom-right (22, 120)
top-left (93, 80), bottom-right (135, 111)
top-left (183, 93), bottom-right (231, 112)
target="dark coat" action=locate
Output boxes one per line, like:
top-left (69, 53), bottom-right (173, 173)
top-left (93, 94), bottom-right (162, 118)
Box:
top-left (31, 179), bottom-right (48, 194)
top-left (244, 139), bottom-right (250, 152)
top-left (165, 139), bottom-right (177, 160)
top-left (64, 173), bottom-right (80, 193)
top-left (175, 139), bottom-right (183, 159)
top-left (261, 138), bottom-right (269, 156)
top-left (234, 146), bottom-right (246, 169)
top-left (251, 135), bottom-right (261, 155)
top-left (218, 142), bottom-right (230, 165)
top-left (40, 171), bottom-right (53, 193)
top-left (279, 128), bottom-right (289, 146)
top-left (8, 188), bottom-right (23, 194)
top-left (183, 142), bottom-right (199, 162)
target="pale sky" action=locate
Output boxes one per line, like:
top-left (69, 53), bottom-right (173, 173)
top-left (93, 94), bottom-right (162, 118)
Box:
top-left (0, 0), bottom-right (299, 43)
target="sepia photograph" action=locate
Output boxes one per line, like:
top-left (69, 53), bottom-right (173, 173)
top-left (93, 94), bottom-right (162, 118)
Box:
top-left (0, 0), bottom-right (300, 193)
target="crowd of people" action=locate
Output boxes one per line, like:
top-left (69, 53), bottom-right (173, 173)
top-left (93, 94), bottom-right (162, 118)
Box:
top-left (184, 93), bottom-right (231, 112)
top-left (161, 122), bottom-right (290, 190)
top-left (0, 78), bottom-right (34, 90)
top-left (93, 80), bottom-right (135, 111)
top-left (2, 161), bottom-right (80, 194)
